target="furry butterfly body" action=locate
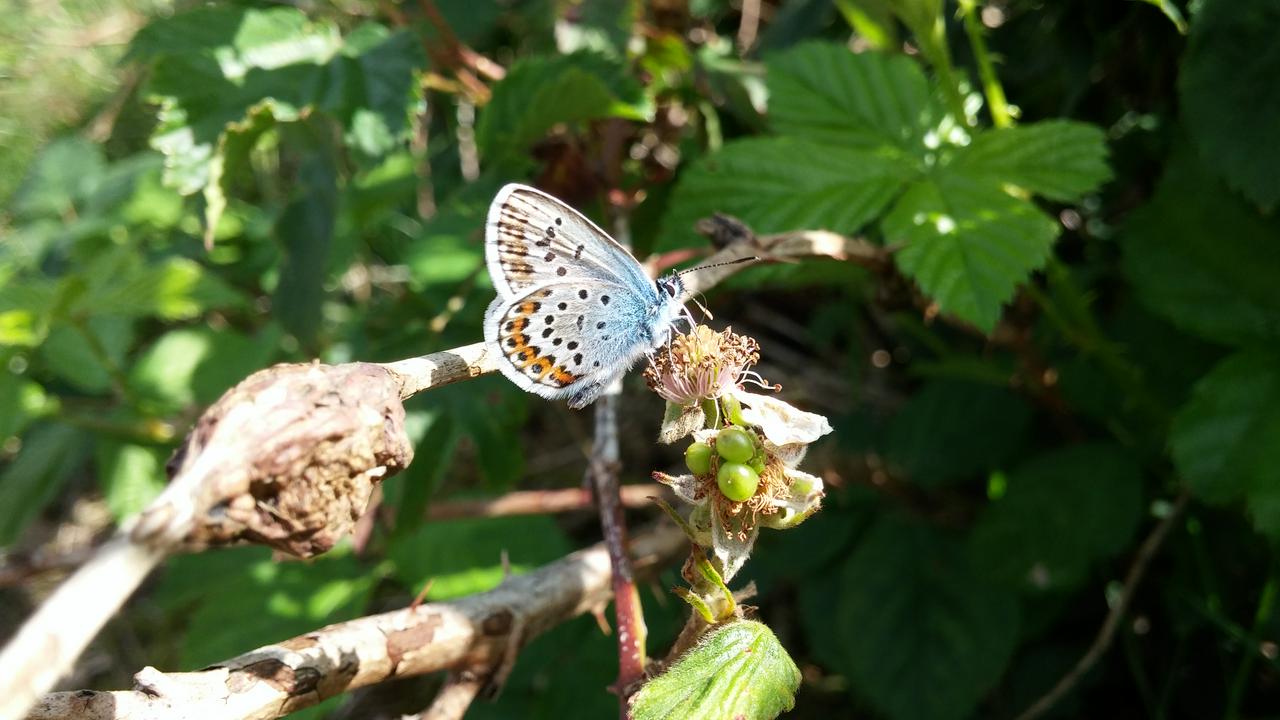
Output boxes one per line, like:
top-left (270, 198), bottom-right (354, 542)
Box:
top-left (483, 184), bottom-right (686, 409)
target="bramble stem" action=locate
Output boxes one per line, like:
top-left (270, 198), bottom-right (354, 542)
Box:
top-left (958, 0), bottom-right (1013, 128)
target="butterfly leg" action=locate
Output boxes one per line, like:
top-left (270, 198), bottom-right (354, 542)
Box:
top-left (568, 380), bottom-right (608, 410)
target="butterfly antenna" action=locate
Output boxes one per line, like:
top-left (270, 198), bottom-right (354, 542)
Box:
top-left (676, 255), bottom-right (760, 276)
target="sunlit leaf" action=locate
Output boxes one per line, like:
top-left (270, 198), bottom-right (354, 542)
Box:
top-left (477, 51), bottom-right (652, 164)
top-left (95, 441), bottom-right (168, 520)
top-left (884, 172), bottom-right (1058, 332)
top-left (662, 137), bottom-right (912, 248)
top-left (631, 621), bottom-right (800, 720)
top-left (949, 120), bottom-right (1112, 202)
top-left (767, 42), bottom-right (937, 155)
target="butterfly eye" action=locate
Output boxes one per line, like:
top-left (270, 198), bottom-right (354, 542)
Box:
top-left (657, 276), bottom-right (681, 298)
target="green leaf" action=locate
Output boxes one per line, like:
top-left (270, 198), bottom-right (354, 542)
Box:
top-left (0, 423), bottom-right (89, 545)
top-left (1179, 0), bottom-right (1280, 209)
top-left (838, 515), bottom-right (1020, 720)
top-left (883, 380), bottom-right (1032, 487)
top-left (273, 151), bottom-right (337, 347)
top-left (129, 326), bottom-right (279, 411)
top-left (67, 249), bottom-right (246, 321)
top-left (387, 515), bottom-right (571, 600)
top-left (1120, 149), bottom-right (1280, 347)
top-left (661, 137), bottom-right (912, 248)
top-left (95, 441), bottom-right (168, 520)
top-left (1135, 0), bottom-right (1188, 34)
top-left (0, 371), bottom-right (49, 441)
top-left (477, 51), bottom-right (652, 164)
top-left (968, 444), bottom-right (1144, 592)
top-left (630, 621), bottom-right (800, 720)
top-left (1171, 351), bottom-right (1280, 538)
top-left (385, 410), bottom-right (457, 537)
top-left (133, 6), bottom-right (421, 233)
top-left (38, 317), bottom-right (133, 394)
top-left (883, 172), bottom-right (1059, 332)
top-left (766, 42), bottom-right (937, 155)
top-left (7, 136), bottom-right (106, 220)
top-left (949, 120), bottom-right (1112, 202)
top-left (156, 546), bottom-right (376, 669)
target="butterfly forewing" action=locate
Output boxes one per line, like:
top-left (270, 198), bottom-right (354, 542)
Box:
top-left (486, 184), bottom-right (656, 299)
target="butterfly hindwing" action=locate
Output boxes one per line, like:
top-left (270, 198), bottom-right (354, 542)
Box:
top-left (483, 281), bottom-right (654, 408)
top-left (485, 184), bottom-right (656, 299)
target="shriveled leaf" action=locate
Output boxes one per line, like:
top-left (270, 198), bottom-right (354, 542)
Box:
top-left (838, 515), bottom-right (1019, 720)
top-left (1180, 0), bottom-right (1280, 209)
top-left (884, 172), bottom-right (1058, 332)
top-left (1120, 149), bottom-right (1280, 347)
top-left (949, 120), bottom-right (1112, 202)
top-left (631, 621), bottom-right (800, 720)
top-left (968, 444), bottom-right (1144, 592)
top-left (1171, 351), bottom-right (1280, 539)
top-left (767, 42), bottom-right (937, 155)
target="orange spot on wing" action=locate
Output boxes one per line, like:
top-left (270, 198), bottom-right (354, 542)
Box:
top-left (546, 367), bottom-right (578, 387)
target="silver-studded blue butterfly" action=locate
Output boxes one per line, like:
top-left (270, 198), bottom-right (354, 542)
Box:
top-left (483, 184), bottom-right (687, 409)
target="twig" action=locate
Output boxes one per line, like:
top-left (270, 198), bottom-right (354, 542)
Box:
top-left (1014, 490), bottom-right (1191, 720)
top-left (427, 484), bottom-right (668, 520)
top-left (25, 525), bottom-right (686, 720)
top-left (0, 534), bottom-right (165, 720)
top-left (737, 0), bottom-right (762, 54)
top-left (407, 671), bottom-right (485, 720)
top-left (414, 0), bottom-right (492, 103)
top-left (590, 206), bottom-right (647, 713)
top-left (590, 391), bottom-right (648, 710)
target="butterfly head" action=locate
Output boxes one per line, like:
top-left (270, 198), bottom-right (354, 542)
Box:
top-left (656, 274), bottom-right (684, 301)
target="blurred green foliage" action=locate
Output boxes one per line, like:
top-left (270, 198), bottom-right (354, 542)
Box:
top-left (2, 0), bottom-right (1279, 718)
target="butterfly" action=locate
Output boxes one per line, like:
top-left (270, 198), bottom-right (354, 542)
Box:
top-left (483, 184), bottom-right (688, 409)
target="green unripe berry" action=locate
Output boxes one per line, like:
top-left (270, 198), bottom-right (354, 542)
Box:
top-left (717, 462), bottom-right (760, 502)
top-left (715, 427), bottom-right (756, 463)
top-left (685, 441), bottom-right (714, 476)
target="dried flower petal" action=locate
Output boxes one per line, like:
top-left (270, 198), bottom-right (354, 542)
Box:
top-left (645, 325), bottom-right (763, 406)
top-left (734, 390), bottom-right (833, 461)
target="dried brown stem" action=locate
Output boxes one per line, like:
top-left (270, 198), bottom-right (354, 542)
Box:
top-left (25, 525), bottom-right (686, 720)
top-left (427, 484), bottom-right (668, 521)
top-left (1014, 490), bottom-right (1191, 720)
